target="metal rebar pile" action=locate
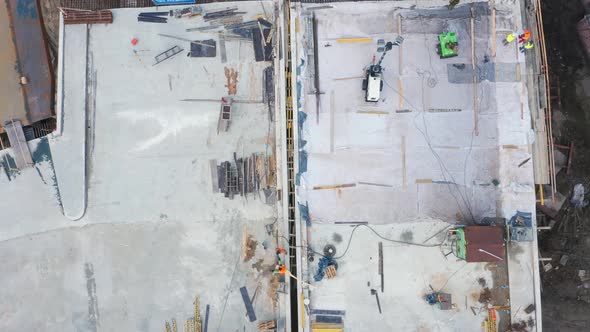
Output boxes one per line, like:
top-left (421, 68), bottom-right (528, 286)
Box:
top-left (216, 153), bottom-right (268, 199)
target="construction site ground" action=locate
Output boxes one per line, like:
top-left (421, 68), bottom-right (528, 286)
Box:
top-left (539, 0), bottom-right (590, 331)
top-left (0, 2), bottom-right (285, 331)
top-left (291, 1), bottom-right (541, 331)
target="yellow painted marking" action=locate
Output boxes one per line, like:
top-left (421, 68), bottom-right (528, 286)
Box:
top-left (336, 37), bottom-right (372, 43)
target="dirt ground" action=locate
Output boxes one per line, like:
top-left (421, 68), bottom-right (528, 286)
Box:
top-left (540, 0), bottom-right (590, 331)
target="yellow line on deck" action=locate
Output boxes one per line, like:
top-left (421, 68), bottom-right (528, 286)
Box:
top-left (336, 37), bottom-right (372, 43)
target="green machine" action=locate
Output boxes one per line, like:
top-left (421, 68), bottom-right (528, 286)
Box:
top-left (437, 32), bottom-right (458, 59)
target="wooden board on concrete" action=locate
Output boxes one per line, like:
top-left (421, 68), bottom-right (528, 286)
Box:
top-left (4, 119), bottom-right (33, 169)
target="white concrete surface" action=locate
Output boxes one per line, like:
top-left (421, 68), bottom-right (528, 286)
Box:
top-left (51, 23), bottom-right (87, 220)
top-left (292, 1), bottom-right (540, 331)
top-left (0, 2), bottom-right (285, 331)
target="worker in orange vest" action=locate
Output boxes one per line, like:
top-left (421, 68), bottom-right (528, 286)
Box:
top-left (273, 264), bottom-right (287, 274)
top-left (519, 29), bottom-right (531, 43)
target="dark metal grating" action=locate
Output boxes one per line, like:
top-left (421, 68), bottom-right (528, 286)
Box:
top-left (62, 9), bottom-right (114, 24)
top-left (0, 118), bottom-right (56, 152)
top-left (59, 0), bottom-right (153, 10)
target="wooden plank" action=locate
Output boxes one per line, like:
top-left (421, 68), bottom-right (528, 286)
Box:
top-left (356, 110), bottom-right (388, 115)
top-left (471, 8), bottom-right (479, 136)
top-left (398, 14), bottom-right (403, 109)
top-left (330, 91), bottom-right (335, 153)
top-left (474, 76), bottom-right (479, 136)
top-left (401, 136), bottom-right (407, 191)
top-left (4, 120), bottom-right (33, 169)
top-left (416, 179), bottom-right (433, 184)
top-left (336, 37), bottom-right (372, 43)
top-left (492, 8), bottom-right (496, 60)
top-left (313, 183), bottom-right (356, 190)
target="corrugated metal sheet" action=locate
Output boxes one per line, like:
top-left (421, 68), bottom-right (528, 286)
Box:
top-left (465, 226), bottom-right (506, 262)
top-left (5, 0), bottom-right (53, 123)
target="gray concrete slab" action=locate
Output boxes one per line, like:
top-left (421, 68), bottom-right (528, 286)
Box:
top-left (292, 1), bottom-right (540, 331)
top-left (0, 1), bottom-right (285, 331)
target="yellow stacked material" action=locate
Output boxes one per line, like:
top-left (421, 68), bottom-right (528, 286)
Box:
top-left (482, 308), bottom-right (497, 332)
top-left (311, 322), bottom-right (344, 331)
top-left (194, 296), bottom-right (202, 332)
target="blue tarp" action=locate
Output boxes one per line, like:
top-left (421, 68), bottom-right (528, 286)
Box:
top-left (296, 150), bottom-right (308, 185)
top-left (299, 202), bottom-right (311, 227)
top-left (509, 211), bottom-right (533, 242)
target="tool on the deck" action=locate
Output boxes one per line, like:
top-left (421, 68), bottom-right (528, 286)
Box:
top-left (437, 32), bottom-right (459, 58)
top-left (362, 36), bottom-right (404, 102)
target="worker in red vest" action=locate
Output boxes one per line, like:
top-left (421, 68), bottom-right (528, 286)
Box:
top-left (519, 29), bottom-right (531, 43)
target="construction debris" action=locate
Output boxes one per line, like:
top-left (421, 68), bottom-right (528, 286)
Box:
top-left (242, 231), bottom-right (258, 262)
top-left (258, 319), bottom-right (276, 332)
top-left (240, 286), bottom-right (257, 322)
top-left (224, 67), bottom-right (238, 95)
top-left (153, 46), bottom-right (184, 66)
top-left (171, 6), bottom-right (202, 18)
top-left (138, 12), bottom-right (168, 23)
top-left (214, 153), bottom-right (271, 199)
top-left (164, 295), bottom-right (203, 332)
top-left (203, 7), bottom-right (245, 21)
top-left (189, 39), bottom-right (217, 57)
top-left (217, 98), bottom-right (232, 133)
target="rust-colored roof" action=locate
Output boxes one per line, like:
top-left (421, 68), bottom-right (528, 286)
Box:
top-left (62, 9), bottom-right (113, 25)
top-left (465, 226), bottom-right (505, 262)
top-left (5, 0), bottom-right (53, 124)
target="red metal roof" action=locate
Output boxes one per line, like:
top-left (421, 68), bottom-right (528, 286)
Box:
top-left (62, 9), bottom-right (113, 25)
top-left (465, 226), bottom-right (506, 262)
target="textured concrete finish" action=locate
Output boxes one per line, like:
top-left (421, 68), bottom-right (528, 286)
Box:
top-left (51, 23), bottom-right (87, 220)
top-left (0, 2), bottom-right (284, 331)
top-left (292, 1), bottom-right (541, 331)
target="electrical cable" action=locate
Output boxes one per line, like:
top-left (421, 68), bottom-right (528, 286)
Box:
top-left (279, 223), bottom-right (447, 261)
top-left (383, 78), bottom-right (476, 222)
